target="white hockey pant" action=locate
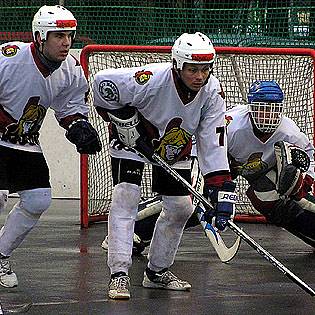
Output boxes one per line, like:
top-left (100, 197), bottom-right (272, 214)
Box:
top-left (0, 188), bottom-right (51, 257)
top-left (107, 182), bottom-right (141, 275)
top-left (148, 195), bottom-right (194, 272)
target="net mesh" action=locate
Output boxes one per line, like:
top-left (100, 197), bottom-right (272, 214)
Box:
top-left (0, 1), bottom-right (314, 48)
top-left (82, 46), bottom-right (314, 222)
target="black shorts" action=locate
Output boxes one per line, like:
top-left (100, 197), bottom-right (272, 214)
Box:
top-left (111, 157), bottom-right (191, 196)
top-left (0, 145), bottom-right (51, 193)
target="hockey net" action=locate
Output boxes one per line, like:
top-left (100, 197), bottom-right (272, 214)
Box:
top-left (80, 45), bottom-right (315, 228)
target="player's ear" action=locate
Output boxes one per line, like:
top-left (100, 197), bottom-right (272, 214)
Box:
top-left (35, 32), bottom-right (43, 45)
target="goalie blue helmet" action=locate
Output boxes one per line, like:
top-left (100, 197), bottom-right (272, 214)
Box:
top-left (248, 80), bottom-right (284, 133)
top-left (248, 80), bottom-right (284, 103)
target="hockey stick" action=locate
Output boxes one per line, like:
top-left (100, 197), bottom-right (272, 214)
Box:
top-left (132, 160), bottom-right (240, 262)
top-left (191, 157), bottom-right (240, 262)
top-left (136, 198), bottom-right (163, 221)
top-left (151, 152), bottom-right (315, 296)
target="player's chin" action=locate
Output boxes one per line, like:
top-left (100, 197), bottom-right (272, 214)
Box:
top-left (57, 53), bottom-right (69, 61)
top-left (190, 84), bottom-right (203, 91)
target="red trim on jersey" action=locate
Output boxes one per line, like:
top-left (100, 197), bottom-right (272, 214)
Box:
top-left (293, 174), bottom-right (314, 200)
top-left (70, 53), bottom-right (80, 66)
top-left (30, 42), bottom-right (50, 78)
top-left (204, 172), bottom-right (232, 187)
top-left (95, 106), bottom-right (111, 122)
top-left (0, 104), bottom-right (16, 133)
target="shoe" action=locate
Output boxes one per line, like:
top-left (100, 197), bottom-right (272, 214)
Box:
top-left (101, 234), bottom-right (149, 255)
top-left (108, 272), bottom-right (130, 299)
top-left (142, 267), bottom-right (191, 291)
top-left (0, 257), bottom-right (18, 288)
top-left (132, 234), bottom-right (150, 255)
top-left (101, 236), bottom-right (108, 250)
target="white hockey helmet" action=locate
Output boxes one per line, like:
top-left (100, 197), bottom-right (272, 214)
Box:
top-left (32, 5), bottom-right (77, 42)
top-left (172, 32), bottom-right (216, 70)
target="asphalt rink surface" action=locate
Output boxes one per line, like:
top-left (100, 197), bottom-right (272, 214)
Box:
top-left (0, 199), bottom-right (314, 314)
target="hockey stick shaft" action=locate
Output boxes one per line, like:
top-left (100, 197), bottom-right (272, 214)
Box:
top-left (227, 220), bottom-right (315, 296)
top-left (151, 153), bottom-right (315, 296)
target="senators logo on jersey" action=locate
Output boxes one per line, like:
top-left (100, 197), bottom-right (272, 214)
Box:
top-left (1, 97), bottom-right (47, 145)
top-left (236, 152), bottom-right (268, 177)
top-left (134, 70), bottom-right (153, 85)
top-left (153, 118), bottom-right (192, 164)
top-left (225, 115), bottom-right (233, 126)
top-left (2, 44), bottom-right (20, 57)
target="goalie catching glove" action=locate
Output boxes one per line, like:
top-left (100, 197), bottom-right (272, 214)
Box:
top-left (66, 119), bottom-right (102, 154)
top-left (274, 140), bottom-right (313, 200)
top-left (204, 179), bottom-right (237, 231)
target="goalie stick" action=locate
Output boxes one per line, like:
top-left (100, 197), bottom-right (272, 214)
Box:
top-left (150, 152), bottom-right (315, 297)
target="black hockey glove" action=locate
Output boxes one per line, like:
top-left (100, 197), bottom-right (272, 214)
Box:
top-left (66, 119), bottom-right (102, 154)
top-left (204, 181), bottom-right (237, 231)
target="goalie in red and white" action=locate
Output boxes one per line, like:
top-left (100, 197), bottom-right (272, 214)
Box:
top-left (228, 80), bottom-right (315, 247)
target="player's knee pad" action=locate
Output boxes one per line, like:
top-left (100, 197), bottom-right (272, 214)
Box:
top-left (0, 190), bottom-right (9, 214)
top-left (111, 182), bottom-right (141, 219)
top-left (161, 195), bottom-right (194, 224)
top-left (18, 188), bottom-right (52, 218)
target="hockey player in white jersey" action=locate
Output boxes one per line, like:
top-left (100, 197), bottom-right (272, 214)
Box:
top-left (106, 80), bottom-right (315, 254)
top-left (93, 32), bottom-right (236, 299)
top-left (0, 5), bottom-right (101, 288)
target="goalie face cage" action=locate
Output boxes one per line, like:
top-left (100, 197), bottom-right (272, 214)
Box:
top-left (80, 45), bottom-right (315, 228)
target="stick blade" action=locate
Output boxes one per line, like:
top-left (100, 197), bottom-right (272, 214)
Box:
top-left (205, 227), bottom-right (241, 263)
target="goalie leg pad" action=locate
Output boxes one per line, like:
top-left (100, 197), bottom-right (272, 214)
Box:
top-left (134, 213), bottom-right (160, 242)
top-left (296, 194), bottom-right (315, 214)
top-left (290, 209), bottom-right (315, 247)
top-left (246, 186), bottom-right (301, 226)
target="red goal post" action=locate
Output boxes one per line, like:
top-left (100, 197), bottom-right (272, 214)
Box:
top-left (80, 45), bottom-right (315, 228)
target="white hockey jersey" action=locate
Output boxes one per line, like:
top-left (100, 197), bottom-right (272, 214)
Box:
top-left (93, 62), bottom-right (230, 175)
top-left (226, 105), bottom-right (315, 179)
top-left (0, 42), bottom-right (89, 152)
